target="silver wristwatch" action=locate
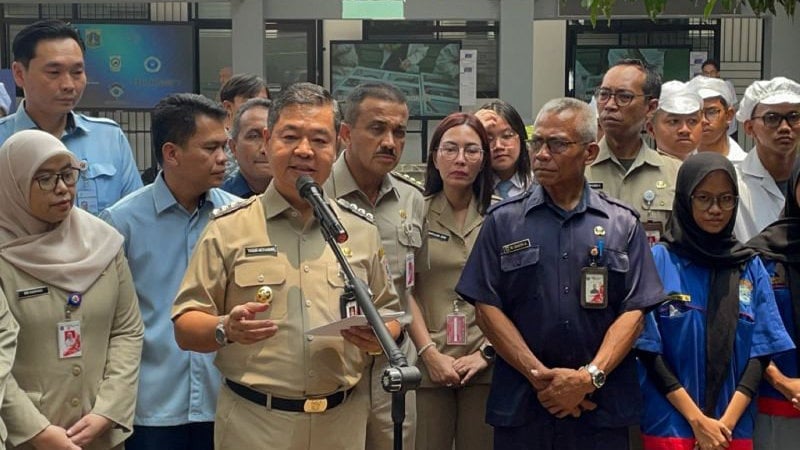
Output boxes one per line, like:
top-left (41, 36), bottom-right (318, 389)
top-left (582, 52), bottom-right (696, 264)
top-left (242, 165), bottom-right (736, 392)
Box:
top-left (215, 315), bottom-right (229, 347)
top-left (584, 363), bottom-right (606, 389)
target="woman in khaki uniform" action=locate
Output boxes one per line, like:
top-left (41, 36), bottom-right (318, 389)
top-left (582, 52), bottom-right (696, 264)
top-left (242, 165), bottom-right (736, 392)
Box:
top-left (0, 130), bottom-right (143, 450)
top-left (0, 289), bottom-right (19, 450)
top-left (409, 113), bottom-right (495, 450)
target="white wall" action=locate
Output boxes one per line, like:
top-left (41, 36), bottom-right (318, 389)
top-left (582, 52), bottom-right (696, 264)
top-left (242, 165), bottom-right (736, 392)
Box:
top-left (532, 20), bottom-right (567, 119)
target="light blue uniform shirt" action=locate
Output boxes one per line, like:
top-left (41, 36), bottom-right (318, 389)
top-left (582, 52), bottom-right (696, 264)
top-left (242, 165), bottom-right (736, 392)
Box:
top-left (0, 103), bottom-right (142, 214)
top-left (100, 173), bottom-right (240, 426)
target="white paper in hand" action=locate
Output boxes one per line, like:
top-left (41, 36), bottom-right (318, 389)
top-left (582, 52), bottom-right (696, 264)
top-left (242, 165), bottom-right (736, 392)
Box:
top-left (306, 311), bottom-right (405, 336)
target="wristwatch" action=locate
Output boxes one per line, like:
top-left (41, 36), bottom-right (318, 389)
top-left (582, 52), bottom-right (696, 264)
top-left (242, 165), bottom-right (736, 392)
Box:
top-left (215, 315), bottom-right (229, 347)
top-left (480, 343), bottom-right (496, 362)
top-left (584, 363), bottom-right (606, 389)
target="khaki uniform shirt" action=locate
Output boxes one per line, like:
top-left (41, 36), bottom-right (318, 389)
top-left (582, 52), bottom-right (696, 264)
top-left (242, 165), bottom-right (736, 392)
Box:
top-left (585, 138), bottom-right (681, 227)
top-left (171, 185), bottom-right (398, 399)
top-left (415, 193), bottom-right (491, 388)
top-left (0, 250), bottom-right (143, 450)
top-left (0, 288), bottom-right (19, 447)
top-left (324, 154), bottom-right (429, 327)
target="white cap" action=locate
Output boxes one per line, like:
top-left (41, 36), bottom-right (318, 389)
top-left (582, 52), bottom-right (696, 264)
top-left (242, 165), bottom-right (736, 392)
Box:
top-left (687, 75), bottom-right (734, 106)
top-left (736, 76), bottom-right (800, 122)
top-left (658, 80), bottom-right (703, 115)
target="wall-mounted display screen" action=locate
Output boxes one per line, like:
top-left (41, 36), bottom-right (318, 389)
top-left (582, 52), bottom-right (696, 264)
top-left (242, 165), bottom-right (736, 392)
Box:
top-left (573, 47), bottom-right (691, 102)
top-left (74, 23), bottom-right (195, 109)
top-left (330, 40), bottom-right (460, 118)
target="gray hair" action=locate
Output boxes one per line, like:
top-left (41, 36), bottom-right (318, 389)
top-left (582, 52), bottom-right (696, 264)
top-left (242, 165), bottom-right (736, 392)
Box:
top-left (534, 97), bottom-right (597, 143)
top-left (267, 82), bottom-right (340, 134)
top-left (230, 97), bottom-right (271, 140)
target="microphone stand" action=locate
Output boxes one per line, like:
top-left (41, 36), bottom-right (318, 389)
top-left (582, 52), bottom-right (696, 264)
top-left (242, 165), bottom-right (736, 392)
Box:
top-left (315, 207), bottom-right (421, 450)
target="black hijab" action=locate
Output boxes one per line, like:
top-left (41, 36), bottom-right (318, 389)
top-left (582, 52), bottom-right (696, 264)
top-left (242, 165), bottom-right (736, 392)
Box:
top-left (660, 152), bottom-right (754, 415)
top-left (747, 158), bottom-right (800, 375)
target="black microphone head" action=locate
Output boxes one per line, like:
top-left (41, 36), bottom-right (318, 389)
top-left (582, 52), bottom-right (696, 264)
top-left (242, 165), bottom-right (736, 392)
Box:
top-left (296, 175), bottom-right (317, 196)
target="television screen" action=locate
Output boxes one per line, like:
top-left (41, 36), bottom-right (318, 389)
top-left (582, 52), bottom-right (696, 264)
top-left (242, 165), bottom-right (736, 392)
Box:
top-left (73, 23), bottom-right (195, 109)
top-left (573, 47), bottom-right (691, 102)
top-left (330, 40), bottom-right (461, 118)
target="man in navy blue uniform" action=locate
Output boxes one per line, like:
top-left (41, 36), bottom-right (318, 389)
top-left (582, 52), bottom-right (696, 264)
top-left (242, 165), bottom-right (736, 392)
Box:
top-left (456, 97), bottom-right (665, 450)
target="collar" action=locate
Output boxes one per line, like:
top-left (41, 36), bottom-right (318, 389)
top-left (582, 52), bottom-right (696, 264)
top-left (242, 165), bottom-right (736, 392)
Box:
top-left (331, 152), bottom-right (397, 202)
top-left (428, 191), bottom-right (483, 237)
top-left (492, 172), bottom-right (523, 189)
top-left (523, 181), bottom-right (608, 218)
top-left (153, 172), bottom-right (217, 214)
top-left (12, 101), bottom-right (87, 137)
top-left (594, 137), bottom-right (665, 170)
top-left (263, 183), bottom-right (296, 220)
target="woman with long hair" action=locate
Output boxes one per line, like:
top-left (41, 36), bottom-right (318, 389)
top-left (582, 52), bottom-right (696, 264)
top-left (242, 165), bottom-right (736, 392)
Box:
top-left (409, 112), bottom-right (494, 450)
top-left (475, 100), bottom-right (532, 199)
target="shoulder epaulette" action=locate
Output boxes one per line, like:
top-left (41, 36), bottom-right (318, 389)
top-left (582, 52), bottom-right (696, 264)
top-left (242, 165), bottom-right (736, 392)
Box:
top-left (596, 190), bottom-right (641, 219)
top-left (336, 198), bottom-right (374, 224)
top-left (210, 196), bottom-right (257, 219)
top-left (390, 171), bottom-right (424, 192)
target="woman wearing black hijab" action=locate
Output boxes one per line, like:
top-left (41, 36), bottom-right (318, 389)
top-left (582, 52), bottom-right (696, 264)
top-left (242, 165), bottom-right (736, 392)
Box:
top-left (635, 152), bottom-right (793, 450)
top-left (748, 160), bottom-right (800, 450)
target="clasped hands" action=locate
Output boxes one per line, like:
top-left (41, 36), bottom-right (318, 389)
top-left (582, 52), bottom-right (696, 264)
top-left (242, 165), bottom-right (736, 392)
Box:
top-left (529, 367), bottom-right (597, 419)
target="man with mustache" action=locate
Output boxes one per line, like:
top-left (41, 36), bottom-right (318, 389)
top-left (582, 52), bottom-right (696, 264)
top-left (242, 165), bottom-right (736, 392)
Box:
top-left (100, 93), bottom-right (239, 450)
top-left (324, 82), bottom-right (428, 450)
top-left (221, 98), bottom-right (272, 198)
top-left (733, 77), bottom-right (800, 242)
top-left (0, 19), bottom-right (142, 214)
top-left (585, 59), bottom-right (682, 245)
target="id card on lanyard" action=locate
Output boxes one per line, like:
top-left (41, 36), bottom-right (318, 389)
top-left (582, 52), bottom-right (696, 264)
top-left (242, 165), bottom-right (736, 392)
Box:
top-left (58, 293), bottom-right (83, 358)
top-left (76, 160), bottom-right (98, 213)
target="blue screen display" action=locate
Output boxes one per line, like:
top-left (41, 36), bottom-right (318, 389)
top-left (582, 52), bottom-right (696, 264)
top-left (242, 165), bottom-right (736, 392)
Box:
top-left (74, 23), bottom-right (195, 109)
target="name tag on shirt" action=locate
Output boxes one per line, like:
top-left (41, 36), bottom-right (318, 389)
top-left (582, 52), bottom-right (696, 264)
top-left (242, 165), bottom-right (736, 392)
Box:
top-left (502, 239), bottom-right (531, 255)
top-left (427, 231), bottom-right (450, 241)
top-left (17, 286), bottom-right (49, 299)
top-left (245, 246), bottom-right (277, 257)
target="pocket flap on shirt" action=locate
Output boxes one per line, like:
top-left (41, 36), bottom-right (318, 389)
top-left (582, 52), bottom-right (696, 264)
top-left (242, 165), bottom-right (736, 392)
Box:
top-left (234, 262), bottom-right (286, 287)
top-left (500, 246), bottom-right (540, 272)
top-left (605, 249), bottom-right (629, 273)
top-left (85, 162), bottom-right (117, 179)
top-left (397, 223), bottom-right (424, 248)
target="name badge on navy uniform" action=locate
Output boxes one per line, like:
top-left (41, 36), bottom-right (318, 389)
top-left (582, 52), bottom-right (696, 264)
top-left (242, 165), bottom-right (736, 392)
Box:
top-left (580, 245), bottom-right (608, 309)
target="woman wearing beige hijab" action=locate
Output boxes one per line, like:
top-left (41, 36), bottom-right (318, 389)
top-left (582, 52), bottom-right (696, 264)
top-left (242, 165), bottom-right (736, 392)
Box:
top-left (0, 130), bottom-right (143, 450)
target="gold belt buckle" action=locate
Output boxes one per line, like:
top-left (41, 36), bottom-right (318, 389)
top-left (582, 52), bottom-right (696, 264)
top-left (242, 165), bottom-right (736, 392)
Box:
top-left (303, 397), bottom-right (328, 413)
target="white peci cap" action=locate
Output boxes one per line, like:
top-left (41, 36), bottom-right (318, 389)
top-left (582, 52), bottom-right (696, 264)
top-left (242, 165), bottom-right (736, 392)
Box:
top-left (736, 76), bottom-right (800, 122)
top-left (687, 75), bottom-right (735, 106)
top-left (658, 80), bottom-right (703, 115)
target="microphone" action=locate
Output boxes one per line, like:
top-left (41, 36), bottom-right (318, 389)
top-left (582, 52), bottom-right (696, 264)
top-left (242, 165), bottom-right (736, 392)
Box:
top-left (296, 175), bottom-right (349, 243)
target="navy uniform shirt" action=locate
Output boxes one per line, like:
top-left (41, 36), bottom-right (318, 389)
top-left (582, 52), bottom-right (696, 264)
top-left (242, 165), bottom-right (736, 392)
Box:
top-left (221, 170), bottom-right (257, 198)
top-left (455, 182), bottom-right (664, 429)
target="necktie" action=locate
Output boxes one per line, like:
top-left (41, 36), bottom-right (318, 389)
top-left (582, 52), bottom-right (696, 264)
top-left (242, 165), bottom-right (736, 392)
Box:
top-left (497, 179), bottom-right (513, 199)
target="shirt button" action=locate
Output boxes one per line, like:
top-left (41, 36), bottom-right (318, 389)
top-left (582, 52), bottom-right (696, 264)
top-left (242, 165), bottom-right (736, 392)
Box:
top-left (70, 398), bottom-right (80, 407)
top-left (72, 366), bottom-right (82, 376)
top-left (308, 370), bottom-right (315, 377)
top-left (561, 252), bottom-right (568, 259)
top-left (307, 335), bottom-right (314, 341)
top-left (563, 286), bottom-right (569, 294)
top-left (303, 265), bottom-right (310, 273)
top-left (257, 274), bottom-right (264, 282)
top-left (305, 299), bottom-right (312, 307)
top-left (290, 211), bottom-right (299, 218)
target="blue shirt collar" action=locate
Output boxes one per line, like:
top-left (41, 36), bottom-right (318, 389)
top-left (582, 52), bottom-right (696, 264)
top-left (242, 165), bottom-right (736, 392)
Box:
top-left (12, 101), bottom-right (88, 137)
top-left (524, 181), bottom-right (608, 219)
top-left (152, 172), bottom-right (221, 215)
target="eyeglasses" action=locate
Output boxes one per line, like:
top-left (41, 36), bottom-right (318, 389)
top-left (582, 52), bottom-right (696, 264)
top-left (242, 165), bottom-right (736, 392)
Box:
top-left (690, 193), bottom-right (737, 211)
top-left (702, 107), bottom-right (722, 121)
top-left (33, 167), bottom-right (81, 191)
top-left (437, 144), bottom-right (484, 162)
top-left (529, 137), bottom-right (590, 155)
top-left (487, 131), bottom-right (519, 147)
top-left (751, 111), bottom-right (800, 129)
top-left (594, 88), bottom-right (648, 107)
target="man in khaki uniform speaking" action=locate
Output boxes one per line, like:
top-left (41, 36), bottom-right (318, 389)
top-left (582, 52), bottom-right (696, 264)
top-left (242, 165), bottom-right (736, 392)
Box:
top-left (585, 59), bottom-right (681, 245)
top-left (324, 82), bottom-right (428, 450)
top-left (171, 82), bottom-right (400, 450)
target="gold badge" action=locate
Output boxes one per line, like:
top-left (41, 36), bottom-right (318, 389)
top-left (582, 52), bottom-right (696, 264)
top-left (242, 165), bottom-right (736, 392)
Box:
top-left (342, 247), bottom-right (352, 258)
top-left (399, 209), bottom-right (407, 219)
top-left (593, 226), bottom-right (606, 236)
top-left (255, 286), bottom-right (273, 305)
top-left (656, 180), bottom-right (667, 189)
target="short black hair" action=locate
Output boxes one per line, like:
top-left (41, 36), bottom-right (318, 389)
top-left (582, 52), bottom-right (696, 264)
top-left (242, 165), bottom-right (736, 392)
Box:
top-left (701, 59), bottom-right (720, 72)
top-left (230, 97), bottom-right (271, 140)
top-left (343, 82), bottom-right (407, 125)
top-left (151, 93), bottom-right (227, 166)
top-left (608, 58), bottom-right (662, 99)
top-left (219, 73), bottom-right (269, 103)
top-left (267, 82), bottom-right (339, 134)
top-left (13, 20), bottom-right (84, 68)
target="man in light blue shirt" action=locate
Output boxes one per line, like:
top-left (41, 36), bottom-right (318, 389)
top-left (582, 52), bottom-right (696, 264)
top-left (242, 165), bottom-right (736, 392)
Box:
top-left (101, 93), bottom-right (238, 450)
top-left (0, 20), bottom-right (141, 214)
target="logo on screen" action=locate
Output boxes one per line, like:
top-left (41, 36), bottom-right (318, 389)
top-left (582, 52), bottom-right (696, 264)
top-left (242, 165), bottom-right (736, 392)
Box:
top-left (109, 83), bottom-right (124, 99)
top-left (109, 55), bottom-right (122, 72)
top-left (84, 30), bottom-right (101, 49)
top-left (143, 56), bottom-right (162, 74)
